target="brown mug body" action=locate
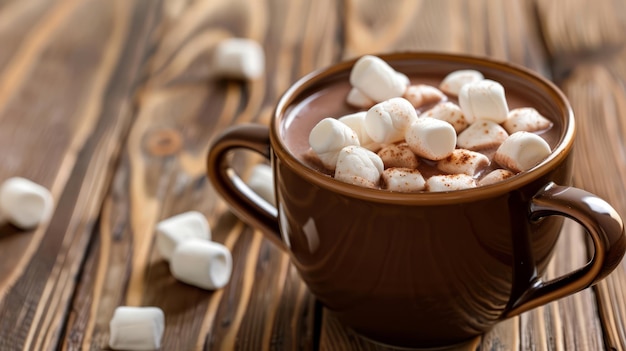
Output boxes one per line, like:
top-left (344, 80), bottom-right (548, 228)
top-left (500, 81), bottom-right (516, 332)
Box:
top-left (207, 53), bottom-right (626, 348)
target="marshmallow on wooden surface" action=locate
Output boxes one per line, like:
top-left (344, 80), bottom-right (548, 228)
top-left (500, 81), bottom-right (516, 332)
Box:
top-left (246, 163), bottom-right (275, 206)
top-left (213, 38), bottom-right (265, 80)
top-left (377, 143), bottom-right (419, 169)
top-left (405, 117), bottom-right (457, 160)
top-left (437, 149), bottom-right (490, 176)
top-left (403, 84), bottom-right (446, 108)
top-left (425, 174), bottom-right (477, 192)
top-left (156, 211), bottom-right (210, 261)
top-left (494, 131), bottom-right (551, 172)
top-left (382, 168), bottom-right (426, 192)
top-left (170, 239), bottom-right (233, 290)
top-left (0, 177), bottom-right (53, 229)
top-left (478, 169), bottom-right (516, 186)
top-left (457, 120), bottom-right (508, 151)
top-left (309, 117), bottom-right (360, 170)
top-left (422, 102), bottom-right (469, 133)
top-left (502, 107), bottom-right (553, 134)
top-left (338, 111), bottom-right (380, 151)
top-left (334, 146), bottom-right (384, 189)
top-left (346, 87), bottom-right (375, 109)
top-left (364, 97), bottom-right (418, 144)
top-left (458, 79), bottom-right (509, 123)
top-left (349, 55), bottom-right (407, 102)
top-left (109, 306), bottom-right (164, 351)
top-left (439, 69), bottom-right (484, 96)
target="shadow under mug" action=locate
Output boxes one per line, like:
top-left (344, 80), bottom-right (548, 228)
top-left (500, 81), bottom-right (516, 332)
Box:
top-left (207, 53), bottom-right (626, 348)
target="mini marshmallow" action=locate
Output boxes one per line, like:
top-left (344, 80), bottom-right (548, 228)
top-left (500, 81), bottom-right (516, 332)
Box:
top-left (478, 169), bottom-right (516, 186)
top-left (377, 143), bottom-right (419, 169)
top-left (156, 211), bottom-right (210, 261)
top-left (437, 149), bottom-right (490, 176)
top-left (405, 117), bottom-right (456, 160)
top-left (495, 131), bottom-right (551, 172)
top-left (458, 79), bottom-right (509, 123)
top-left (346, 88), bottom-right (375, 109)
top-left (338, 111), bottom-right (380, 151)
top-left (502, 107), bottom-right (553, 134)
top-left (246, 163), bottom-right (275, 206)
top-left (309, 117), bottom-right (360, 170)
top-left (109, 306), bottom-right (164, 351)
top-left (349, 55), bottom-right (407, 102)
top-left (439, 69), bottom-right (484, 96)
top-left (364, 97), bottom-right (418, 144)
top-left (213, 38), bottom-right (265, 80)
top-left (382, 168), bottom-right (426, 192)
top-left (457, 120), bottom-right (508, 150)
top-left (334, 145), bottom-right (384, 189)
top-left (422, 102), bottom-right (469, 133)
top-left (403, 84), bottom-right (446, 108)
top-left (170, 239), bottom-right (233, 290)
top-left (0, 177), bottom-right (53, 229)
top-left (425, 174), bottom-right (477, 192)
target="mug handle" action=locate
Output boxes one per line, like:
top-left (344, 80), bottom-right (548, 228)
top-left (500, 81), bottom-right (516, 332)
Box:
top-left (504, 182), bottom-right (626, 317)
top-left (206, 124), bottom-right (285, 249)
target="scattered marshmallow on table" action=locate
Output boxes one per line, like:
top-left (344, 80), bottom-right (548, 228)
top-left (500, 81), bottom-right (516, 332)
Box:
top-left (382, 168), bottom-right (425, 192)
top-left (156, 211), bottom-right (211, 261)
top-left (364, 97), bottom-right (418, 144)
top-left (377, 143), bottom-right (419, 169)
top-left (426, 174), bottom-right (477, 192)
top-left (405, 117), bottom-right (457, 160)
top-left (334, 145), bottom-right (384, 188)
top-left (495, 131), bottom-right (551, 172)
top-left (338, 111), bottom-right (380, 151)
top-left (246, 163), bottom-right (275, 206)
top-left (422, 102), bottom-right (469, 133)
top-left (403, 84), bottom-right (446, 108)
top-left (0, 177), bottom-right (53, 230)
top-left (213, 38), bottom-right (265, 80)
top-left (349, 55), bottom-right (407, 102)
top-left (439, 69), bottom-right (484, 96)
top-left (309, 117), bottom-right (360, 170)
top-left (478, 169), bottom-right (515, 186)
top-left (437, 149), bottom-right (490, 176)
top-left (170, 239), bottom-right (233, 290)
top-left (459, 79), bottom-right (509, 124)
top-left (109, 306), bottom-right (164, 351)
top-left (346, 87), bottom-right (375, 109)
top-left (457, 120), bottom-right (509, 151)
top-left (502, 107), bottom-right (553, 134)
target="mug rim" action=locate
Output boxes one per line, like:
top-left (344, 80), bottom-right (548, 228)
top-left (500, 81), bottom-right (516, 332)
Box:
top-left (270, 52), bottom-right (575, 205)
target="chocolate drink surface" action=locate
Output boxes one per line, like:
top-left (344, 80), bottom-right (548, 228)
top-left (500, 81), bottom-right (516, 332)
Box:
top-left (281, 72), bottom-right (562, 190)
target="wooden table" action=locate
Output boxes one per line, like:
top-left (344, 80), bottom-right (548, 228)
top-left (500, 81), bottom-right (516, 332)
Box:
top-left (1, 0), bottom-right (626, 350)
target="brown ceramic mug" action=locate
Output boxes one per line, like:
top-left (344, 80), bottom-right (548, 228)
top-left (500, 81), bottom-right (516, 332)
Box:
top-left (206, 53), bottom-right (626, 348)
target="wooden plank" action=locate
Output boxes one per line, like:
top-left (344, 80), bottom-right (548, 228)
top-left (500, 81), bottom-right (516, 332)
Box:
top-left (0, 0), bottom-right (160, 350)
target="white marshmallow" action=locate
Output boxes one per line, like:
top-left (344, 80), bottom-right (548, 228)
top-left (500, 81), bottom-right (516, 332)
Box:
top-left (213, 38), bottom-right (265, 80)
top-left (495, 131), bottom-right (551, 172)
top-left (170, 239), bottom-right (233, 290)
top-left (349, 55), bottom-right (407, 102)
top-left (156, 211), bottom-right (210, 261)
top-left (422, 102), bottom-right (469, 133)
top-left (457, 120), bottom-right (509, 151)
top-left (346, 87), bottom-right (375, 109)
top-left (377, 143), bottom-right (419, 169)
top-left (109, 306), bottom-right (165, 351)
top-left (0, 177), bottom-right (53, 229)
top-left (382, 168), bottom-right (426, 192)
top-left (309, 117), bottom-right (360, 170)
top-left (478, 169), bottom-right (516, 186)
top-left (334, 146), bottom-right (384, 189)
top-left (437, 149), bottom-right (490, 176)
top-left (403, 84), bottom-right (446, 108)
top-left (338, 111), bottom-right (380, 151)
top-left (246, 164), bottom-right (275, 206)
top-left (425, 174), bottom-right (477, 192)
top-left (502, 107), bottom-right (553, 134)
top-left (396, 72), bottom-right (411, 87)
top-left (458, 79), bottom-right (509, 123)
top-left (405, 117), bottom-right (456, 160)
top-left (364, 97), bottom-right (418, 144)
top-left (439, 69), bottom-right (484, 96)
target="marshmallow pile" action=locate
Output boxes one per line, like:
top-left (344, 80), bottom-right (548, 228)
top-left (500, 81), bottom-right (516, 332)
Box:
top-left (308, 55), bottom-right (553, 192)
